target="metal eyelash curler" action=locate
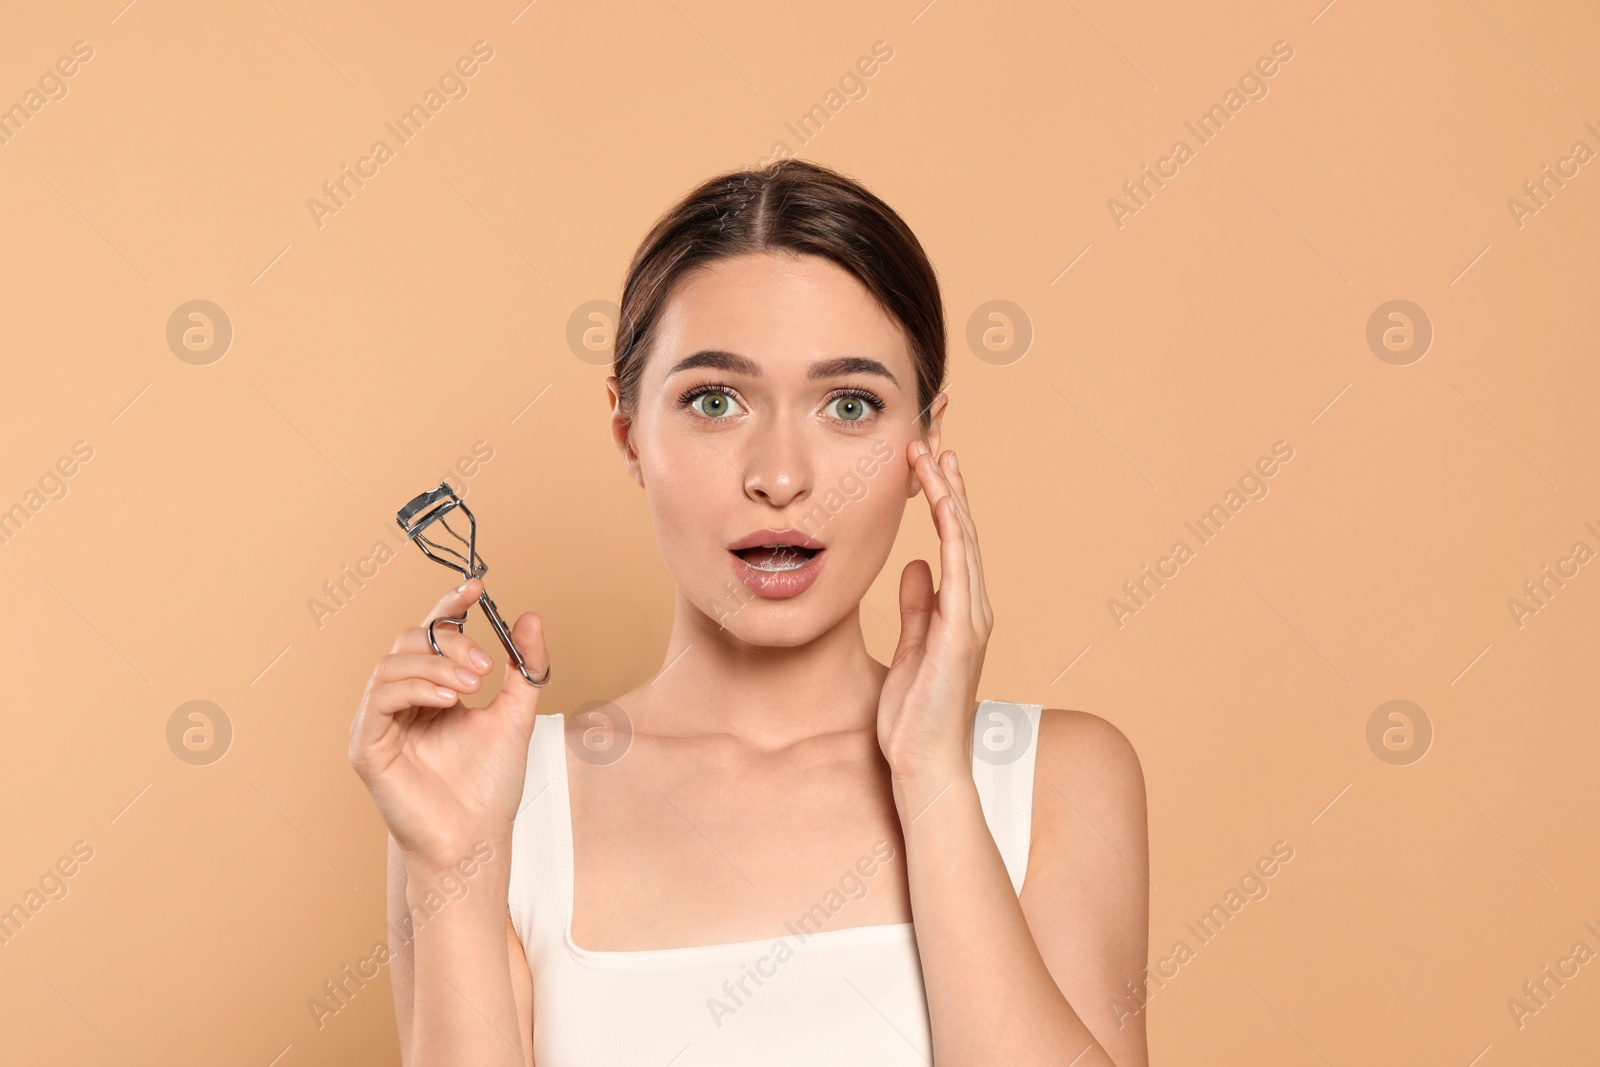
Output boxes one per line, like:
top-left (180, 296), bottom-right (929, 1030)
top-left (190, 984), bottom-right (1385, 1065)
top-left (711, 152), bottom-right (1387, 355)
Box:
top-left (395, 481), bottom-right (552, 688)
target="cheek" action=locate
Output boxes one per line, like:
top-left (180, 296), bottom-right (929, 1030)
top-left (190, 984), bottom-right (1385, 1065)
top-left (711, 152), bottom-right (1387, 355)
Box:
top-left (641, 455), bottom-right (705, 545)
top-left (864, 448), bottom-right (912, 510)
top-left (637, 438), bottom-right (737, 578)
top-left (830, 455), bottom-right (909, 561)
top-left (862, 464), bottom-right (908, 522)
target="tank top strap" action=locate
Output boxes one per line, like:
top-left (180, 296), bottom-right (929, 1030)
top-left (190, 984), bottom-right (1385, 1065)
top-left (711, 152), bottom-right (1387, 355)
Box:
top-left (969, 700), bottom-right (1044, 895)
top-left (507, 713), bottom-right (573, 952)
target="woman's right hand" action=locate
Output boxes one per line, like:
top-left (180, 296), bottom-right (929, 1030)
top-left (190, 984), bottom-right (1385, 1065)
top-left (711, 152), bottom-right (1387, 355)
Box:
top-left (348, 577), bottom-right (549, 871)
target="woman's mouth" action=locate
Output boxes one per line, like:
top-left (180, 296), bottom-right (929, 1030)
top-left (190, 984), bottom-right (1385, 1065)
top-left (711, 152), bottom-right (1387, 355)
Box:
top-left (728, 541), bottom-right (826, 598)
top-left (733, 545), bottom-right (819, 571)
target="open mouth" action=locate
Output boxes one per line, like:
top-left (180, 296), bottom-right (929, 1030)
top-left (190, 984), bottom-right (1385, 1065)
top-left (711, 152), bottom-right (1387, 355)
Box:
top-left (731, 545), bottom-right (823, 572)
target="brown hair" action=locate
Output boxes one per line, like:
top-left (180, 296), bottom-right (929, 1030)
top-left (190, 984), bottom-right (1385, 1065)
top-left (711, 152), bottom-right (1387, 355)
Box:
top-left (612, 159), bottom-right (946, 430)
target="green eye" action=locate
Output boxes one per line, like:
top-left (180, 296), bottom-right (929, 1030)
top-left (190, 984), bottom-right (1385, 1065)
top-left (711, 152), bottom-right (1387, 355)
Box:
top-left (826, 391), bottom-right (883, 422)
top-left (831, 396), bottom-right (867, 421)
top-left (691, 391), bottom-right (739, 418)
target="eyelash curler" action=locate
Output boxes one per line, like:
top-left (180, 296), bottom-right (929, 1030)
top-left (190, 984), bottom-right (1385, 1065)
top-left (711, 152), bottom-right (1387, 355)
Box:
top-left (395, 481), bottom-right (552, 688)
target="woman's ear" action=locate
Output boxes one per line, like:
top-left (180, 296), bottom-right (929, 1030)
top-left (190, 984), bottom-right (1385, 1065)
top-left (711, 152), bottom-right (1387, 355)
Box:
top-left (606, 376), bottom-right (645, 487)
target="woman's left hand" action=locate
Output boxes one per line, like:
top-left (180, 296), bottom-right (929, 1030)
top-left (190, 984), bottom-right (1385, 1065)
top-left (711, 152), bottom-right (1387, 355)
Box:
top-left (877, 440), bottom-right (994, 791)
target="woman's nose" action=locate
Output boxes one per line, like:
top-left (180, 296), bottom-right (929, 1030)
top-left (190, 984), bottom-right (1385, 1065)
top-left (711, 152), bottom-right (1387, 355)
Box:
top-left (741, 427), bottom-right (812, 507)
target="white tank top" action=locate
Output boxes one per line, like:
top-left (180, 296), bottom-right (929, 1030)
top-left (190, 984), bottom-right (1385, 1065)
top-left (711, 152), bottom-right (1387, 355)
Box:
top-left (507, 700), bottom-right (1043, 1065)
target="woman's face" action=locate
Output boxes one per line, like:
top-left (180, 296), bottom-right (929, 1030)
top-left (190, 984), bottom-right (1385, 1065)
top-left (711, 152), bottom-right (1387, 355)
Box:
top-left (608, 251), bottom-right (945, 647)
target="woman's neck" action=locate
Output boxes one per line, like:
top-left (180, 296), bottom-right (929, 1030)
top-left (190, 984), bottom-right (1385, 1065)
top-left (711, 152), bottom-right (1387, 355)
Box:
top-left (622, 589), bottom-right (889, 751)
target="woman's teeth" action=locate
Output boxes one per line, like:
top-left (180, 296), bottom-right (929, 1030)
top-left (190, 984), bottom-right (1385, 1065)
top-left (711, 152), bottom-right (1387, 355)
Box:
top-left (736, 546), bottom-right (818, 571)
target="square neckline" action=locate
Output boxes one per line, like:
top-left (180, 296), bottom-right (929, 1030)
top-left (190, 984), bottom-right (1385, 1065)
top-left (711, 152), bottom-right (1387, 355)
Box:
top-left (551, 714), bottom-right (917, 966)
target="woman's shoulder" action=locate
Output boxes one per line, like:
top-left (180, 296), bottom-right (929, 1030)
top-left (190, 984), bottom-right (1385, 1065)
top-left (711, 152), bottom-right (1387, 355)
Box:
top-left (1034, 706), bottom-right (1140, 763)
top-left (976, 700), bottom-right (1141, 777)
top-left (1031, 706), bottom-right (1145, 810)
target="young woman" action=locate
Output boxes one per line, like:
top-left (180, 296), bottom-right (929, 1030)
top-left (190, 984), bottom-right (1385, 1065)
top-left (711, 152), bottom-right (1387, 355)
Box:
top-left (349, 160), bottom-right (1150, 1066)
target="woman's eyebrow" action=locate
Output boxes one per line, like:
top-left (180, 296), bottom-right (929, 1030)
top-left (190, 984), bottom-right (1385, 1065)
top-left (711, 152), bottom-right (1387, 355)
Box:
top-left (808, 356), bottom-right (899, 387)
top-left (665, 350), bottom-right (899, 386)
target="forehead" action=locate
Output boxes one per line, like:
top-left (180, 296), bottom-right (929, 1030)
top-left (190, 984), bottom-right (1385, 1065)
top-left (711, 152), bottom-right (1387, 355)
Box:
top-left (649, 252), bottom-right (912, 377)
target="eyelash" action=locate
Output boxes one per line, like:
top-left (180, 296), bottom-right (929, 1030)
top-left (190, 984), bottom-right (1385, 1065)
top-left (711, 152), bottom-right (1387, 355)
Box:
top-left (676, 381), bottom-right (887, 424)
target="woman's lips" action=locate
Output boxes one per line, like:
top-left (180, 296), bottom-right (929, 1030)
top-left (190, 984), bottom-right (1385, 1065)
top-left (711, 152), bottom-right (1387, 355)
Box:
top-left (729, 545), bottom-right (826, 598)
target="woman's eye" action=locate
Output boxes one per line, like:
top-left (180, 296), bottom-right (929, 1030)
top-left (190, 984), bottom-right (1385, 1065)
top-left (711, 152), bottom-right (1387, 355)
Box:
top-left (690, 391), bottom-right (741, 418)
top-left (827, 395), bottom-right (875, 422)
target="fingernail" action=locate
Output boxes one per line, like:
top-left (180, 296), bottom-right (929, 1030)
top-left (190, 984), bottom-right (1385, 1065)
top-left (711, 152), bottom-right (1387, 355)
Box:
top-left (469, 648), bottom-right (492, 671)
top-left (947, 451), bottom-right (959, 472)
top-left (455, 668), bottom-right (478, 687)
top-left (913, 440), bottom-right (929, 458)
top-left (457, 579), bottom-right (471, 593)
top-left (435, 686), bottom-right (456, 701)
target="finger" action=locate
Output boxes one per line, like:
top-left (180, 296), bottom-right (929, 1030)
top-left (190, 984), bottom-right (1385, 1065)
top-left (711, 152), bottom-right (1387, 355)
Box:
top-left (391, 623), bottom-right (495, 673)
top-left (936, 451), bottom-right (977, 542)
top-left (935, 494), bottom-right (971, 625)
top-left (929, 450), bottom-right (979, 561)
top-left (375, 652), bottom-right (490, 698)
top-left (910, 445), bottom-right (970, 624)
top-left (915, 443), bottom-right (976, 549)
top-left (893, 559), bottom-right (936, 667)
top-left (926, 484), bottom-right (971, 628)
top-left (937, 450), bottom-right (991, 632)
top-left (908, 441), bottom-right (952, 527)
top-left (353, 675), bottom-right (467, 758)
top-left (351, 674), bottom-right (464, 758)
top-left (419, 577), bottom-right (483, 629)
top-left (918, 447), bottom-right (986, 636)
top-left (485, 610), bottom-right (549, 733)
top-left (391, 579), bottom-right (480, 656)
top-left (366, 674), bottom-right (465, 719)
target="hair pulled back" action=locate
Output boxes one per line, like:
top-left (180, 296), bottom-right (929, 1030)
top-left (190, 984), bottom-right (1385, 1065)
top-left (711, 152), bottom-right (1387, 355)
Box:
top-left (612, 159), bottom-right (946, 429)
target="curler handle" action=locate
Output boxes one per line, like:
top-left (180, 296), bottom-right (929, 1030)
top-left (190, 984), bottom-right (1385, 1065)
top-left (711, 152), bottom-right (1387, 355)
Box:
top-left (475, 589), bottom-right (552, 687)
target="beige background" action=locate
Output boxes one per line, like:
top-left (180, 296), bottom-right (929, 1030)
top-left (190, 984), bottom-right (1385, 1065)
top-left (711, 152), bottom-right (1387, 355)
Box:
top-left (2, 0), bottom-right (1597, 1063)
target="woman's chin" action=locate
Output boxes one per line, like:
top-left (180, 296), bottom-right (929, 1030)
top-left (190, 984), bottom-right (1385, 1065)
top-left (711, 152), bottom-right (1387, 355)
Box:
top-left (698, 593), bottom-right (841, 648)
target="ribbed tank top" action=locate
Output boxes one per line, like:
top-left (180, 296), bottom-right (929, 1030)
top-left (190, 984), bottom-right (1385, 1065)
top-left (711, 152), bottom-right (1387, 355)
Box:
top-left (507, 700), bottom-right (1043, 1065)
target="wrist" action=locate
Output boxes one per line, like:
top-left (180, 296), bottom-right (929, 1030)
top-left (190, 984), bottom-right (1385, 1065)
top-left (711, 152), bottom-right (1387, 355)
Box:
top-left (892, 758), bottom-right (975, 822)
top-left (888, 744), bottom-right (971, 787)
top-left (401, 835), bottom-right (509, 886)
top-left (399, 839), bottom-right (512, 942)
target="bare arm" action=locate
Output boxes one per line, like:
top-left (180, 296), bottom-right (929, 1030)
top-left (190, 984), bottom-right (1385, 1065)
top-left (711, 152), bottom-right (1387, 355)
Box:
top-left (349, 578), bottom-right (547, 1067)
top-left (894, 716), bottom-right (1145, 1066)
top-left (1024, 710), bottom-right (1151, 1066)
top-left (507, 914), bottom-right (535, 1065)
top-left (388, 835), bottom-right (415, 1066)
top-left (880, 442), bottom-right (1150, 1064)
top-left (403, 843), bottom-right (524, 1065)
top-left (388, 832), bottom-right (536, 1067)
